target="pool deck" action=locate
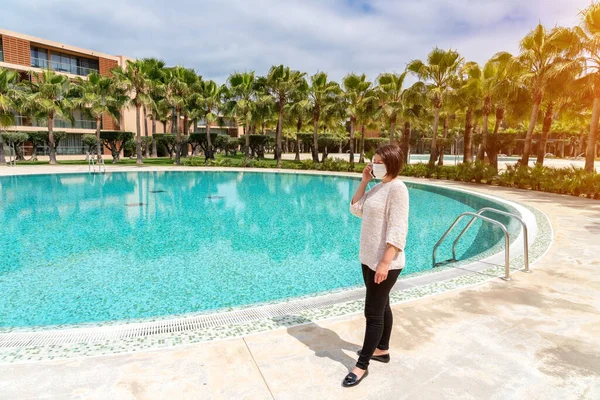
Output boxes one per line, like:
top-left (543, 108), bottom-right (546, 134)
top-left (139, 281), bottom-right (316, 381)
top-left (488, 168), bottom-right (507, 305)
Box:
top-left (1, 165), bottom-right (599, 399)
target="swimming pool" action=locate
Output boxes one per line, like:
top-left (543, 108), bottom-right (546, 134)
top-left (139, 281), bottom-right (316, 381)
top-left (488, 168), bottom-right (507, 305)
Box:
top-left (0, 171), bottom-right (518, 328)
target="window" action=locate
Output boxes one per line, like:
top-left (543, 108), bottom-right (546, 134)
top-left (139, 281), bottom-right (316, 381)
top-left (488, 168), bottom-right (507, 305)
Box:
top-left (0, 37), bottom-right (4, 62)
top-left (31, 46), bottom-right (49, 69)
top-left (31, 46), bottom-right (99, 76)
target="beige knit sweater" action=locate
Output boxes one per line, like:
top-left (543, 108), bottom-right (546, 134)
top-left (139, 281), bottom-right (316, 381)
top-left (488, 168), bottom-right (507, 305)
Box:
top-left (350, 179), bottom-right (410, 271)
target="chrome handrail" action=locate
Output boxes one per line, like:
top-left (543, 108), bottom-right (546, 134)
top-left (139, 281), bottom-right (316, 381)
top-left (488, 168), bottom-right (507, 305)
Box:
top-left (452, 208), bottom-right (530, 273)
top-left (87, 152), bottom-right (95, 172)
top-left (98, 157), bottom-right (106, 173)
top-left (87, 152), bottom-right (106, 173)
top-left (432, 212), bottom-right (511, 280)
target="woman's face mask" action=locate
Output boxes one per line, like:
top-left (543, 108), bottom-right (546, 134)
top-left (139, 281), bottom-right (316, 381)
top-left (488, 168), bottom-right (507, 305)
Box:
top-left (372, 162), bottom-right (387, 179)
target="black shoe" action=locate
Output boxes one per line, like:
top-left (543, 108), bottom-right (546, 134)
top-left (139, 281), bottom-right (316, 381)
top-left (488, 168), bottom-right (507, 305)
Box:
top-left (342, 369), bottom-right (369, 387)
top-left (356, 349), bottom-right (390, 363)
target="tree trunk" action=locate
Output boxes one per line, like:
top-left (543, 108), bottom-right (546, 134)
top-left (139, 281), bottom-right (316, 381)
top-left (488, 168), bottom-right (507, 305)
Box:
top-left (477, 96), bottom-right (491, 161)
top-left (151, 115), bottom-right (157, 157)
top-left (96, 117), bottom-right (103, 162)
top-left (181, 115), bottom-right (189, 158)
top-left (559, 135), bottom-right (565, 158)
top-left (275, 101), bottom-right (284, 167)
top-left (174, 108), bottom-right (182, 165)
top-left (143, 105), bottom-right (150, 158)
top-left (48, 115), bottom-right (57, 165)
top-left (402, 121), bottom-right (411, 165)
top-left (135, 105), bottom-right (143, 164)
top-left (522, 96), bottom-right (542, 166)
top-left (585, 97), bottom-right (600, 172)
top-left (389, 115), bottom-right (396, 144)
top-left (285, 137), bottom-right (289, 154)
top-left (359, 124), bottom-right (366, 163)
top-left (312, 109), bottom-right (320, 162)
top-left (349, 116), bottom-right (356, 167)
top-left (438, 116), bottom-right (449, 166)
top-left (463, 107), bottom-right (474, 163)
top-left (0, 131), bottom-right (5, 164)
top-left (244, 123), bottom-right (250, 158)
top-left (488, 106), bottom-right (505, 169)
top-left (577, 130), bottom-right (585, 157)
top-left (536, 103), bottom-right (554, 166)
top-left (206, 122), bottom-right (213, 159)
top-left (429, 107), bottom-right (440, 167)
top-left (295, 116), bottom-right (302, 161)
top-left (30, 140), bottom-right (38, 161)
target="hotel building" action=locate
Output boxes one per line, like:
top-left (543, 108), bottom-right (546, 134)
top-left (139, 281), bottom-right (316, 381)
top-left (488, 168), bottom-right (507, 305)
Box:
top-left (0, 28), bottom-right (240, 157)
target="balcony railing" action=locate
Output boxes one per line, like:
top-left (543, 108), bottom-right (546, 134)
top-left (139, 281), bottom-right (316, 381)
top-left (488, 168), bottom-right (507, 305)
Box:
top-left (13, 115), bottom-right (97, 129)
top-left (31, 57), bottom-right (99, 76)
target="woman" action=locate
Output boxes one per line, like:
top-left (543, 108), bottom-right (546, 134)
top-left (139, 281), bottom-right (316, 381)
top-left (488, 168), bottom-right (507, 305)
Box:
top-left (343, 144), bottom-right (409, 387)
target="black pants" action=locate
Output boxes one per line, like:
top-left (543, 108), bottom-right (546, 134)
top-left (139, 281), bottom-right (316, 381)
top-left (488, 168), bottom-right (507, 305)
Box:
top-left (356, 264), bottom-right (402, 370)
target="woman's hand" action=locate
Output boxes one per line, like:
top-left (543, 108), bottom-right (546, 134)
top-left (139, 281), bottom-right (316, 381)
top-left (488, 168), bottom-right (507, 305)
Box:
top-left (374, 261), bottom-right (390, 284)
top-left (362, 164), bottom-right (374, 183)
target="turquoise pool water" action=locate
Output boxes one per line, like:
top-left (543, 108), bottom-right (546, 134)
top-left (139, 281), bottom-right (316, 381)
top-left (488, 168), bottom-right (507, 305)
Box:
top-left (0, 171), bottom-right (516, 328)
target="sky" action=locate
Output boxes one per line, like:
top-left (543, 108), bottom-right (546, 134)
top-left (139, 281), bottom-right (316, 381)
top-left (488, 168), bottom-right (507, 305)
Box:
top-left (0, 0), bottom-right (592, 84)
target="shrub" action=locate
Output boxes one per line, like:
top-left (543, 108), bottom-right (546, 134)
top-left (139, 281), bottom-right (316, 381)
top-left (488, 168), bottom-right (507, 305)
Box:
top-left (101, 131), bottom-right (133, 163)
top-left (318, 135), bottom-right (341, 160)
top-left (300, 160), bottom-right (317, 170)
top-left (3, 131), bottom-right (29, 160)
top-left (82, 134), bottom-right (97, 153)
top-left (363, 138), bottom-right (388, 152)
top-left (321, 158), bottom-right (351, 172)
top-left (155, 134), bottom-right (177, 158)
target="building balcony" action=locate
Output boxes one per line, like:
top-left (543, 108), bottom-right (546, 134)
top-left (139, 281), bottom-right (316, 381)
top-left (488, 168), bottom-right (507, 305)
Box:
top-left (13, 115), bottom-right (98, 130)
top-left (31, 57), bottom-right (99, 77)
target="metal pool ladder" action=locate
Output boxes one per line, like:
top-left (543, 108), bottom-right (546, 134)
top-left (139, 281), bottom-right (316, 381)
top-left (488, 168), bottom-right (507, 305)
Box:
top-left (87, 153), bottom-right (106, 173)
top-left (432, 207), bottom-right (530, 280)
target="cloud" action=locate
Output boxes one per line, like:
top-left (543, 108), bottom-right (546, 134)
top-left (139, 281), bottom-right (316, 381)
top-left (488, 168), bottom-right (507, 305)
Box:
top-left (0, 0), bottom-right (591, 84)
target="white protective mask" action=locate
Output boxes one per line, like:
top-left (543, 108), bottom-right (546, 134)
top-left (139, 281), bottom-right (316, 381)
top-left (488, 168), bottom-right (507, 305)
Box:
top-left (372, 163), bottom-right (387, 179)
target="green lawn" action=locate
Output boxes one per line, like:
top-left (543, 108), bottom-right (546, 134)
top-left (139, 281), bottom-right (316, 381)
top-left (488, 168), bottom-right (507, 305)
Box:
top-left (13, 154), bottom-right (305, 167)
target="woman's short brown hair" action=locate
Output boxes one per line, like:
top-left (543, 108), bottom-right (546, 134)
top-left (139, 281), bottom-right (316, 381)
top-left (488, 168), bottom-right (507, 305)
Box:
top-left (375, 144), bottom-right (404, 178)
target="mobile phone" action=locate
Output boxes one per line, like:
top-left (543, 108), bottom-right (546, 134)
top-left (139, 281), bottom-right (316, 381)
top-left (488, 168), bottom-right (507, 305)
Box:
top-left (369, 163), bottom-right (375, 178)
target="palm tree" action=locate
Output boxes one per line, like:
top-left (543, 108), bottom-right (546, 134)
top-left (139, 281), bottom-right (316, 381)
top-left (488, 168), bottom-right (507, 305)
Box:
top-left (504, 24), bottom-right (580, 166)
top-left (377, 72), bottom-right (408, 144)
top-left (198, 79), bottom-right (226, 159)
top-left (407, 48), bottom-right (463, 166)
top-left (164, 66), bottom-right (200, 164)
top-left (23, 70), bottom-right (73, 165)
top-left (141, 58), bottom-right (166, 158)
top-left (113, 60), bottom-right (152, 164)
top-left (342, 73), bottom-right (376, 167)
top-left (399, 82), bottom-right (427, 164)
top-left (265, 65), bottom-right (307, 167)
top-left (286, 88), bottom-right (310, 161)
top-left (72, 72), bottom-right (127, 161)
top-left (155, 98), bottom-right (172, 138)
top-left (535, 65), bottom-right (581, 165)
top-left (356, 96), bottom-right (381, 163)
top-left (225, 72), bottom-right (256, 158)
top-left (455, 62), bottom-right (483, 163)
top-left (552, 2), bottom-right (600, 171)
top-left (0, 67), bottom-right (19, 164)
top-left (308, 72), bottom-right (340, 162)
